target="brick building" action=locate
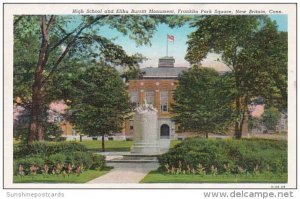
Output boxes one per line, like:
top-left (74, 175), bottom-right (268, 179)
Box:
top-left (123, 56), bottom-right (188, 140)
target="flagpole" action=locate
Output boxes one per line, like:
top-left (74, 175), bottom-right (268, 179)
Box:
top-left (166, 34), bottom-right (168, 57)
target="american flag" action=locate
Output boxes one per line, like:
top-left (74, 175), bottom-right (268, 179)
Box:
top-left (167, 34), bottom-right (174, 42)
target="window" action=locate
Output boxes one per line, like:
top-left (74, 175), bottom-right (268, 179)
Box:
top-left (145, 91), bottom-right (155, 105)
top-left (130, 91), bottom-right (139, 108)
top-left (160, 91), bottom-right (168, 112)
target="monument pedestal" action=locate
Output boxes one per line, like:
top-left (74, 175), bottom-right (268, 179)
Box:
top-left (130, 102), bottom-right (161, 155)
top-left (131, 142), bottom-right (160, 155)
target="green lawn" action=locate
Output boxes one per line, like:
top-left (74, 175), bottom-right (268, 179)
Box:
top-left (81, 140), bottom-right (182, 152)
top-left (140, 171), bottom-right (287, 183)
top-left (14, 168), bottom-right (111, 183)
top-left (81, 140), bottom-right (133, 152)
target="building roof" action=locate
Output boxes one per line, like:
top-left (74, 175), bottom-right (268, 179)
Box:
top-left (141, 67), bottom-right (188, 79)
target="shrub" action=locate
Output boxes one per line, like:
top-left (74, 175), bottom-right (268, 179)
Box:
top-left (13, 155), bottom-right (45, 175)
top-left (72, 152), bottom-right (93, 170)
top-left (158, 137), bottom-right (287, 175)
top-left (48, 153), bottom-right (66, 166)
top-left (90, 154), bottom-right (106, 170)
top-left (14, 141), bottom-right (87, 159)
top-left (13, 142), bottom-right (106, 176)
top-left (14, 151), bottom-right (104, 176)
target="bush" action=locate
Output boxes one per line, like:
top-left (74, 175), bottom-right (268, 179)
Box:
top-left (44, 123), bottom-right (63, 141)
top-left (48, 153), bottom-right (66, 165)
top-left (72, 152), bottom-right (93, 170)
top-left (158, 137), bottom-right (287, 175)
top-left (13, 141), bottom-right (106, 176)
top-left (13, 155), bottom-right (45, 175)
top-left (14, 151), bottom-right (106, 176)
top-left (14, 141), bottom-right (87, 159)
top-left (91, 154), bottom-right (106, 170)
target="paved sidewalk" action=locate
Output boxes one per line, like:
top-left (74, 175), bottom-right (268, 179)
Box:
top-left (86, 162), bottom-right (159, 183)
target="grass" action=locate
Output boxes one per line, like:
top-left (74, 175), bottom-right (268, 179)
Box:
top-left (81, 140), bottom-right (133, 152)
top-left (80, 140), bottom-right (182, 152)
top-left (13, 168), bottom-right (111, 183)
top-left (140, 170), bottom-right (287, 183)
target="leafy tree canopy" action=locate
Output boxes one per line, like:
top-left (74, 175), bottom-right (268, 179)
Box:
top-left (185, 16), bottom-right (287, 138)
top-left (171, 66), bottom-right (235, 138)
top-left (262, 106), bottom-right (282, 131)
top-left (69, 64), bottom-right (130, 151)
top-left (13, 15), bottom-right (189, 142)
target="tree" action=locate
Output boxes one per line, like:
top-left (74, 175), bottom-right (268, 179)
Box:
top-left (185, 16), bottom-right (287, 138)
top-left (262, 107), bottom-right (281, 132)
top-left (14, 15), bottom-right (189, 143)
top-left (238, 21), bottom-right (287, 110)
top-left (13, 104), bottom-right (63, 143)
top-left (69, 64), bottom-right (130, 152)
top-left (171, 67), bottom-right (235, 138)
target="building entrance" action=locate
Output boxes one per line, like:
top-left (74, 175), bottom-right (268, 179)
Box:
top-left (160, 124), bottom-right (170, 139)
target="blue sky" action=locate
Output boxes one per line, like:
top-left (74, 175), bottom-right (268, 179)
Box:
top-left (97, 15), bottom-right (287, 71)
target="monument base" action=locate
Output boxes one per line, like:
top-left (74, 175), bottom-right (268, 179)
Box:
top-left (131, 142), bottom-right (161, 155)
top-left (107, 154), bottom-right (159, 163)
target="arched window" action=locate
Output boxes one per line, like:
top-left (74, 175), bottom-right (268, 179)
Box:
top-left (160, 124), bottom-right (170, 139)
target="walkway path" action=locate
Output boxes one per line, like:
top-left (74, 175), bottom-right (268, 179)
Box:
top-left (86, 162), bottom-right (159, 183)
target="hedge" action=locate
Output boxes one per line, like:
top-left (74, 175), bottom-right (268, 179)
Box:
top-left (158, 137), bottom-right (287, 174)
top-left (14, 141), bottom-right (87, 159)
top-left (14, 153), bottom-right (105, 176)
top-left (13, 142), bottom-right (105, 176)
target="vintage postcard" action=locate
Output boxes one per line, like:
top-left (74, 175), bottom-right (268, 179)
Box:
top-left (2, 3), bottom-right (297, 191)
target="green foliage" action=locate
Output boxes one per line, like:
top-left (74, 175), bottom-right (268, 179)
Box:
top-left (14, 169), bottom-right (111, 183)
top-left (158, 137), bottom-right (287, 175)
top-left (70, 64), bottom-right (131, 151)
top-left (13, 15), bottom-right (189, 142)
top-left (249, 106), bottom-right (283, 133)
top-left (48, 153), bottom-right (66, 165)
top-left (185, 16), bottom-right (287, 138)
top-left (44, 123), bottom-right (64, 141)
top-left (14, 16), bottom-right (40, 105)
top-left (248, 115), bottom-right (261, 131)
top-left (13, 142), bottom-right (106, 176)
top-left (13, 117), bottom-right (30, 144)
top-left (13, 105), bottom-right (62, 143)
top-left (186, 16), bottom-right (262, 65)
top-left (72, 152), bottom-right (93, 170)
top-left (172, 67), bottom-right (235, 136)
top-left (239, 26), bottom-right (287, 109)
top-left (14, 155), bottom-right (45, 175)
top-left (81, 140), bottom-right (132, 152)
top-left (14, 141), bottom-right (87, 159)
top-left (262, 107), bottom-right (281, 131)
top-left (90, 154), bottom-right (106, 170)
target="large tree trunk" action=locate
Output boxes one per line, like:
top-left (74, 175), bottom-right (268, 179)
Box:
top-left (28, 82), bottom-right (44, 143)
top-left (101, 134), bottom-right (105, 152)
top-left (28, 16), bottom-right (51, 144)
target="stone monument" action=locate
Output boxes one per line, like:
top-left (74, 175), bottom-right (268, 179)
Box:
top-left (131, 100), bottom-right (160, 155)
